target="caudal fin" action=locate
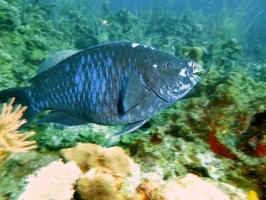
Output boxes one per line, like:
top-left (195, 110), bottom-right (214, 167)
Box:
top-left (0, 87), bottom-right (39, 126)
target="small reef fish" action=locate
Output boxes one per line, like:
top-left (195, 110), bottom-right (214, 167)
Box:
top-left (0, 41), bottom-right (203, 135)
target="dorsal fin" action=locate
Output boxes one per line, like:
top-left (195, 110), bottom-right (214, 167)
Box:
top-left (29, 51), bottom-right (80, 85)
top-left (29, 41), bottom-right (133, 85)
top-left (37, 50), bottom-right (78, 74)
top-left (29, 61), bottom-right (65, 85)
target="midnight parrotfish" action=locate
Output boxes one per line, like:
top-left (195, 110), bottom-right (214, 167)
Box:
top-left (0, 41), bottom-right (203, 135)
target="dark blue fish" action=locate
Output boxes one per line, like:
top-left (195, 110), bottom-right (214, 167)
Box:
top-left (0, 41), bottom-right (202, 135)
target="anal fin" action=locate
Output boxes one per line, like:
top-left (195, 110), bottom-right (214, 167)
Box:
top-left (114, 119), bottom-right (149, 136)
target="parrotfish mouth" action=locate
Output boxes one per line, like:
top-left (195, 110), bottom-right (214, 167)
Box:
top-left (191, 62), bottom-right (203, 83)
top-left (193, 62), bottom-right (203, 74)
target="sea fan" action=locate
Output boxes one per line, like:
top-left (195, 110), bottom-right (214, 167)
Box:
top-left (0, 98), bottom-right (37, 166)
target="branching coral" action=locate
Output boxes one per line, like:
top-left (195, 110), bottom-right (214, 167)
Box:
top-left (0, 98), bottom-right (37, 166)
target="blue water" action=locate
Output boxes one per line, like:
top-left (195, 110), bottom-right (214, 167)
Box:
top-left (110, 0), bottom-right (265, 60)
top-left (111, 0), bottom-right (265, 19)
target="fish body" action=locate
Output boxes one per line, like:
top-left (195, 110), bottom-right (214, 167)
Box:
top-left (0, 41), bottom-right (202, 135)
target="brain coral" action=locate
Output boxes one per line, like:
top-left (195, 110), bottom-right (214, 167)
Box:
top-left (76, 168), bottom-right (117, 200)
top-left (60, 143), bottom-right (131, 175)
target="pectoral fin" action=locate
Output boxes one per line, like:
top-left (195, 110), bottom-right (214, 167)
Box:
top-left (121, 72), bottom-right (148, 114)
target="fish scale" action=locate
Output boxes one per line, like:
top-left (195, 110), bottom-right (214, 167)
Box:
top-left (0, 41), bottom-right (203, 135)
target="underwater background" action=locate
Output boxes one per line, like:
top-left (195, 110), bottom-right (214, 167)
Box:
top-left (0, 0), bottom-right (265, 199)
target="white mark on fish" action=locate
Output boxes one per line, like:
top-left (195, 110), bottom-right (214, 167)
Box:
top-left (188, 61), bottom-right (193, 67)
top-left (173, 88), bottom-right (178, 93)
top-left (153, 64), bottom-right (157, 69)
top-left (180, 84), bottom-right (191, 90)
top-left (132, 43), bottom-right (140, 48)
top-left (189, 76), bottom-right (197, 85)
top-left (160, 88), bottom-right (164, 94)
top-left (179, 68), bottom-right (187, 77)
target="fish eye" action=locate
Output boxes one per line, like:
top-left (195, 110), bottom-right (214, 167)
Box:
top-left (166, 62), bottom-right (173, 69)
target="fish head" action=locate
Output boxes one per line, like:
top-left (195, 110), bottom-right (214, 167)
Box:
top-left (143, 53), bottom-right (203, 103)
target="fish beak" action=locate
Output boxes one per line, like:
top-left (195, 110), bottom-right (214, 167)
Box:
top-left (193, 63), bottom-right (203, 73)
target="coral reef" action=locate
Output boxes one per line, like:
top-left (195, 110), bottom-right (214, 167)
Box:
top-left (35, 124), bottom-right (116, 151)
top-left (18, 143), bottom-right (248, 199)
top-left (0, 150), bottom-right (60, 199)
top-left (182, 46), bottom-right (204, 65)
top-left (61, 143), bottom-right (139, 199)
top-left (0, 98), bottom-right (37, 166)
top-left (0, 0), bottom-right (20, 31)
top-left (64, 143), bottom-right (248, 200)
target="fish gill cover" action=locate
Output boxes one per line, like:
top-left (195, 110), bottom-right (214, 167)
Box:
top-left (0, 0), bottom-right (265, 199)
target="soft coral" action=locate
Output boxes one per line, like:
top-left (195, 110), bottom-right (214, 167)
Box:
top-left (208, 130), bottom-right (236, 158)
top-left (254, 141), bottom-right (266, 157)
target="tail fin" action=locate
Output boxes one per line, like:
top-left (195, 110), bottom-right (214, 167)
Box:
top-left (0, 87), bottom-right (39, 126)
